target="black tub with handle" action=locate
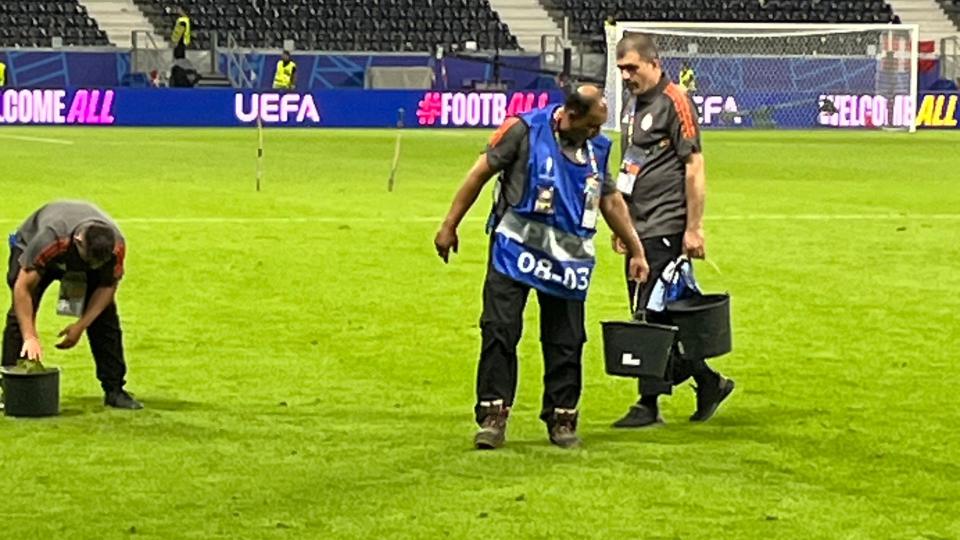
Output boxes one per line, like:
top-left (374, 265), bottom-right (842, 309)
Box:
top-left (666, 293), bottom-right (732, 360)
top-left (601, 286), bottom-right (676, 378)
top-left (1, 366), bottom-right (61, 418)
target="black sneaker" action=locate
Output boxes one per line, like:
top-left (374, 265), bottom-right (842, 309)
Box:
top-left (689, 377), bottom-right (735, 422)
top-left (474, 402), bottom-right (509, 449)
top-left (611, 403), bottom-right (664, 428)
top-left (547, 409), bottom-right (580, 448)
top-left (104, 389), bottom-right (143, 410)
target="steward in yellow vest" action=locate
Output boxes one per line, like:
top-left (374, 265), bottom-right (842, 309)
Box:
top-left (273, 51), bottom-right (297, 90)
top-left (171, 8), bottom-right (191, 59)
top-left (679, 61), bottom-right (696, 94)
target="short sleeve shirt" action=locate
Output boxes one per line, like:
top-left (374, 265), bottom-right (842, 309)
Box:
top-left (619, 75), bottom-right (702, 239)
top-left (14, 201), bottom-right (126, 285)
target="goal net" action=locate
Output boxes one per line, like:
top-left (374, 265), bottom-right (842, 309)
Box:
top-left (604, 22), bottom-right (919, 132)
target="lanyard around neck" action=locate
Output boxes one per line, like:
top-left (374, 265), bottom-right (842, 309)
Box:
top-left (556, 129), bottom-right (599, 177)
top-left (553, 115), bottom-right (600, 177)
top-left (551, 109), bottom-right (600, 176)
top-left (626, 97), bottom-right (638, 142)
top-left (585, 139), bottom-right (599, 177)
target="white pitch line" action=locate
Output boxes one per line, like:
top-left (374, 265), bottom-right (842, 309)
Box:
top-left (0, 214), bottom-right (958, 225)
top-left (0, 133), bottom-right (74, 145)
top-left (709, 213), bottom-right (960, 221)
top-left (116, 216), bottom-right (445, 224)
top-left (104, 213), bottom-right (960, 224)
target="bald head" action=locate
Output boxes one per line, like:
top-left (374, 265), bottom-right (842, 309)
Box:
top-left (564, 84), bottom-right (608, 119)
top-left (558, 84), bottom-right (608, 143)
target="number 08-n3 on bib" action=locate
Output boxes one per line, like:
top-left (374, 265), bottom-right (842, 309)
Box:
top-left (490, 106), bottom-right (612, 301)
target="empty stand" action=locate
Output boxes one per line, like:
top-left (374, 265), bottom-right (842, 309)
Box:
top-left (132, 0), bottom-right (521, 52)
top-left (541, 0), bottom-right (896, 51)
top-left (0, 1), bottom-right (110, 47)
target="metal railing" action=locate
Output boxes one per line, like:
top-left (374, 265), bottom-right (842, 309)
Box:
top-left (540, 34), bottom-right (567, 69)
top-left (131, 30), bottom-right (169, 84)
top-left (941, 36), bottom-right (959, 83)
top-left (540, 34), bottom-right (606, 82)
top-left (222, 32), bottom-right (255, 88)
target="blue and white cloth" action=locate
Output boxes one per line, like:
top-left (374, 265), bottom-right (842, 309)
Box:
top-left (647, 256), bottom-right (702, 312)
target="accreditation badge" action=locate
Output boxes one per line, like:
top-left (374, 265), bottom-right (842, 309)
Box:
top-left (616, 145), bottom-right (647, 195)
top-left (581, 174), bottom-right (601, 229)
top-left (57, 272), bottom-right (87, 318)
top-left (534, 186), bottom-right (555, 215)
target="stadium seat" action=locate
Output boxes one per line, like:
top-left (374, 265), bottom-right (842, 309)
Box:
top-left (0, 0), bottom-right (109, 46)
top-left (539, 0), bottom-right (900, 47)
top-left (130, 0), bottom-right (521, 51)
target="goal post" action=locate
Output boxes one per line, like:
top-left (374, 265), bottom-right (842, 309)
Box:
top-left (604, 22), bottom-right (920, 132)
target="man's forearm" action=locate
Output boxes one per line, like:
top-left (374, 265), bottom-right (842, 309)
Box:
top-left (442, 176), bottom-right (485, 230)
top-left (13, 282), bottom-right (38, 340)
top-left (442, 157), bottom-right (495, 230)
top-left (601, 194), bottom-right (645, 257)
top-left (685, 153), bottom-right (706, 230)
top-left (77, 285), bottom-right (117, 330)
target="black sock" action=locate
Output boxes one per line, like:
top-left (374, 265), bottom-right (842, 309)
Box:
top-left (639, 395), bottom-right (659, 410)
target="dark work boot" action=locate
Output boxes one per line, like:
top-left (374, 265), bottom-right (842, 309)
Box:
top-left (474, 400), bottom-right (509, 450)
top-left (104, 389), bottom-right (143, 410)
top-left (547, 409), bottom-right (580, 449)
top-left (690, 377), bottom-right (735, 422)
top-left (611, 403), bottom-right (664, 428)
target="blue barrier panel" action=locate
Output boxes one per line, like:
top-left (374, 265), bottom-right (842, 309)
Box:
top-left (0, 50), bottom-right (546, 91)
top-left (1, 87), bottom-right (954, 129)
top-left (0, 88), bottom-right (564, 128)
top-left (225, 53), bottom-right (546, 91)
top-left (0, 51), bottom-right (127, 88)
top-left (688, 91), bottom-right (916, 129)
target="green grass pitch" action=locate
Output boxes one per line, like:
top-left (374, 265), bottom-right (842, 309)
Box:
top-left (1, 126), bottom-right (958, 539)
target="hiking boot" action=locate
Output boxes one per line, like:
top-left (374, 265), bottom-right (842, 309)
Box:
top-left (689, 377), bottom-right (735, 422)
top-left (611, 403), bottom-right (664, 428)
top-left (474, 401), bottom-right (509, 450)
top-left (547, 409), bottom-right (580, 448)
top-left (104, 389), bottom-right (143, 410)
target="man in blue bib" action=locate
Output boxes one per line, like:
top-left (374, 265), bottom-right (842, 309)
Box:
top-left (435, 85), bottom-right (649, 449)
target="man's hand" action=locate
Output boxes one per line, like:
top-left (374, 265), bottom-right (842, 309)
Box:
top-left (20, 336), bottom-right (43, 361)
top-left (627, 254), bottom-right (650, 284)
top-left (434, 154), bottom-right (498, 265)
top-left (56, 323), bottom-right (84, 350)
top-left (683, 227), bottom-right (706, 259)
top-left (611, 234), bottom-right (627, 255)
top-left (434, 225), bottom-right (459, 263)
top-left (599, 194), bottom-right (648, 282)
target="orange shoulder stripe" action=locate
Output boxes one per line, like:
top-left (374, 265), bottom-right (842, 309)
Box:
top-left (488, 116), bottom-right (520, 147)
top-left (113, 242), bottom-right (126, 280)
top-left (34, 238), bottom-right (71, 268)
top-left (664, 83), bottom-right (697, 139)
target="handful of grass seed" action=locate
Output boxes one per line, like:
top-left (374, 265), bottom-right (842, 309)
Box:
top-left (9, 359), bottom-right (50, 374)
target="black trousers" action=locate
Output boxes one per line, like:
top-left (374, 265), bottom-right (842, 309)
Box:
top-left (173, 42), bottom-right (186, 60)
top-left (476, 266), bottom-right (585, 425)
top-left (2, 246), bottom-right (127, 393)
top-left (626, 233), bottom-right (714, 397)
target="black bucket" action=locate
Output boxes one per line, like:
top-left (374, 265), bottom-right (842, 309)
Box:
top-left (601, 319), bottom-right (677, 378)
top-left (1, 367), bottom-right (61, 418)
top-left (666, 293), bottom-right (732, 360)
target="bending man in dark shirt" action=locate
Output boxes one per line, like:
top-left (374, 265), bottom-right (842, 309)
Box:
top-left (3, 200), bottom-right (142, 409)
